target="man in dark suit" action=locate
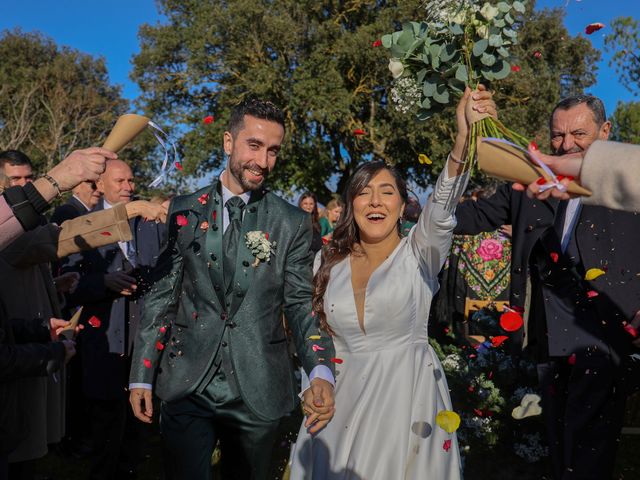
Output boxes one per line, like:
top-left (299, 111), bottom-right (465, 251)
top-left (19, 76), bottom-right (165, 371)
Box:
top-left (454, 95), bottom-right (640, 480)
top-left (63, 159), bottom-right (165, 479)
top-left (50, 180), bottom-right (102, 225)
top-left (129, 98), bottom-right (336, 479)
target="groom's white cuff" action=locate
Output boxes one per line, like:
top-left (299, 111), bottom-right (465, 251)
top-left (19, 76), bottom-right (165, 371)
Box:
top-left (299, 365), bottom-right (335, 398)
top-left (129, 383), bottom-right (152, 390)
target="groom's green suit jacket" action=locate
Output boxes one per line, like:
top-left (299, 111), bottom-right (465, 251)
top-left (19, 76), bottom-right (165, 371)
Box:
top-left (129, 180), bottom-right (335, 421)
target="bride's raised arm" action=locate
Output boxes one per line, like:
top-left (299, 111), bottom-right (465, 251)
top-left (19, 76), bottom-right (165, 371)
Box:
top-left (409, 85), bottom-right (496, 278)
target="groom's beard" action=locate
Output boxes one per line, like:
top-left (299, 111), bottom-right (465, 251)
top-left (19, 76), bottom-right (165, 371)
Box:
top-left (230, 159), bottom-right (269, 192)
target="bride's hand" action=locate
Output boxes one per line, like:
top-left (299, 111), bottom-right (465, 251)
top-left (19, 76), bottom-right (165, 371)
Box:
top-left (455, 84), bottom-right (497, 140)
top-left (302, 378), bottom-right (336, 434)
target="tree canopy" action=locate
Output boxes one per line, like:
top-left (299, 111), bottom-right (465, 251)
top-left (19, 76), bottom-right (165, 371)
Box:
top-left (0, 29), bottom-right (127, 174)
top-left (604, 16), bottom-right (640, 96)
top-left (610, 101), bottom-right (640, 145)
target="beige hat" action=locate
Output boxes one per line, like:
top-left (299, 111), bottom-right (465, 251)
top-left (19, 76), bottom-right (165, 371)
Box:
top-left (477, 138), bottom-right (592, 196)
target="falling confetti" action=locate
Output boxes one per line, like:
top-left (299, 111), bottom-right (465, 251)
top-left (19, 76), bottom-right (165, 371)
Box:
top-left (200, 221), bottom-right (209, 231)
top-left (159, 326), bottom-right (167, 333)
top-left (312, 344), bottom-right (325, 352)
top-left (568, 353), bottom-right (577, 365)
top-left (436, 410), bottom-right (461, 433)
top-left (443, 439), bottom-right (452, 452)
top-left (372, 39), bottom-right (382, 47)
top-left (624, 323), bottom-right (638, 338)
top-left (100, 231), bottom-right (112, 236)
top-left (175, 162), bottom-right (183, 171)
top-left (203, 115), bottom-right (214, 124)
top-left (529, 141), bottom-right (538, 151)
top-left (533, 51), bottom-right (542, 59)
top-left (352, 128), bottom-right (366, 136)
top-left (176, 214), bottom-right (188, 226)
top-left (330, 357), bottom-right (344, 364)
top-left (491, 335), bottom-right (508, 347)
top-left (550, 252), bottom-right (559, 263)
top-left (418, 153), bottom-right (432, 165)
top-left (198, 193), bottom-right (209, 205)
top-left (155, 341), bottom-right (165, 351)
top-left (500, 311), bottom-right (523, 332)
top-left (88, 316), bottom-right (101, 328)
top-left (586, 290), bottom-right (599, 298)
top-left (584, 268), bottom-right (605, 281)
top-left (143, 358), bottom-right (152, 368)
top-left (308, 335), bottom-right (321, 340)
top-left (212, 211), bottom-right (217, 222)
top-left (585, 23), bottom-right (605, 35)
top-left (511, 65), bottom-right (521, 72)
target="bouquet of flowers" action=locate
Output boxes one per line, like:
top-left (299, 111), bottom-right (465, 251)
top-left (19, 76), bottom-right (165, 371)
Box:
top-left (382, 0), bottom-right (530, 167)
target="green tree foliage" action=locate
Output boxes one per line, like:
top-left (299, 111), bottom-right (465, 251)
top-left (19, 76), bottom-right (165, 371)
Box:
top-left (604, 17), bottom-right (640, 96)
top-left (131, 0), bottom-right (599, 200)
top-left (0, 29), bottom-right (128, 174)
top-left (610, 101), bottom-right (640, 144)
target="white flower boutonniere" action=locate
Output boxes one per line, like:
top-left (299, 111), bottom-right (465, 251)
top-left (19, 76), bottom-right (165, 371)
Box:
top-left (245, 231), bottom-right (276, 267)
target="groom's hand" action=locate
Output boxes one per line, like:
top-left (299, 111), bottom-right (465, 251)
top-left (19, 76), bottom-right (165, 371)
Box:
top-left (303, 378), bottom-right (335, 434)
top-left (129, 388), bottom-right (154, 423)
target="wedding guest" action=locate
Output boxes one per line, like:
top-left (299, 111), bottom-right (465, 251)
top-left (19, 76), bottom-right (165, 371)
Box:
top-left (62, 159), bottom-right (166, 480)
top-left (515, 140), bottom-right (640, 212)
top-left (454, 94), bottom-right (640, 480)
top-left (298, 191), bottom-right (323, 253)
top-left (0, 150), bottom-right (166, 480)
top-left (50, 180), bottom-right (102, 225)
top-left (319, 198), bottom-right (343, 242)
top-left (291, 86), bottom-right (494, 479)
top-left (0, 150), bottom-right (35, 187)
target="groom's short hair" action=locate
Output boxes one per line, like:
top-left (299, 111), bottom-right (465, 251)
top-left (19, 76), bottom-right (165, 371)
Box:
top-left (228, 97), bottom-right (285, 137)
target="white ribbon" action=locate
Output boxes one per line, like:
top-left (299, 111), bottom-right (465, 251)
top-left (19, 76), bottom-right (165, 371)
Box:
top-left (481, 137), bottom-right (567, 193)
top-left (147, 120), bottom-right (179, 188)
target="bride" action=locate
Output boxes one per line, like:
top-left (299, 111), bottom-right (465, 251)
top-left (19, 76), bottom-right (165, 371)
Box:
top-left (290, 86), bottom-right (496, 479)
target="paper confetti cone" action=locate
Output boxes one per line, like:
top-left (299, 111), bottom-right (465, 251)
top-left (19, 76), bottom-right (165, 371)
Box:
top-left (102, 114), bottom-right (150, 152)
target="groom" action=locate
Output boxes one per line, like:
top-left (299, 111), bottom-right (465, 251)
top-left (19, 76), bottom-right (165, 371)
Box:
top-left (129, 98), bottom-right (335, 479)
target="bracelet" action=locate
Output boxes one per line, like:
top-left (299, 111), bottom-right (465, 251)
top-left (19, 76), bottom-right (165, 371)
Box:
top-left (42, 174), bottom-right (62, 197)
top-left (449, 152), bottom-right (467, 165)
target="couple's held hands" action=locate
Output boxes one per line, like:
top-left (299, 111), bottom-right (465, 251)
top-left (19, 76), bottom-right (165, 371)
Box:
top-left (302, 378), bottom-right (335, 434)
top-left (126, 200), bottom-right (168, 223)
top-left (130, 388), bottom-right (154, 423)
top-left (105, 271), bottom-right (137, 296)
top-left (511, 147), bottom-right (584, 201)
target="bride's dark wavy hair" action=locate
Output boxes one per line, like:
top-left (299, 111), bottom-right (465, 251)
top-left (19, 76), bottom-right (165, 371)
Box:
top-left (312, 161), bottom-right (408, 334)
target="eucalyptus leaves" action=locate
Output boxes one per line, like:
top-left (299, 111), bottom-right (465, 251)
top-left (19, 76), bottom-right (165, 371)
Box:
top-left (382, 0), bottom-right (527, 120)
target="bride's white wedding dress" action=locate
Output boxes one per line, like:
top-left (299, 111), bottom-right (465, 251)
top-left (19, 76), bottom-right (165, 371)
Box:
top-left (290, 168), bottom-right (468, 480)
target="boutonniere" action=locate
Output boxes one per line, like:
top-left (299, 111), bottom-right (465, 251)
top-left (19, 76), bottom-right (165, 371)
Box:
top-left (245, 231), bottom-right (276, 267)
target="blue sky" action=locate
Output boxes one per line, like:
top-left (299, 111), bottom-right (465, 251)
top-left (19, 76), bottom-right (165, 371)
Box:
top-left (2, 0), bottom-right (638, 113)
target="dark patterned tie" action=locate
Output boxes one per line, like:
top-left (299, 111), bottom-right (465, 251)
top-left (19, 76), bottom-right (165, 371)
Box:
top-left (223, 196), bottom-right (246, 293)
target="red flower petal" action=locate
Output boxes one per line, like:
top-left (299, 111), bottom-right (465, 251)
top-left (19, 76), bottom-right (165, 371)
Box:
top-left (200, 221), bottom-right (209, 231)
top-left (265, 232), bottom-right (269, 240)
top-left (155, 341), bottom-right (165, 351)
top-left (330, 357), bottom-right (344, 364)
top-left (473, 408), bottom-right (484, 417)
top-left (444, 327), bottom-right (450, 334)
top-left (511, 65), bottom-right (521, 72)
top-left (443, 439), bottom-right (452, 452)
top-left (550, 252), bottom-right (559, 263)
top-left (585, 23), bottom-right (605, 35)
top-left (100, 231), bottom-right (112, 236)
top-left (176, 214), bottom-right (188, 226)
top-left (372, 39), bottom-right (382, 47)
top-left (212, 211), bottom-right (217, 222)
top-left (468, 386), bottom-right (474, 392)
top-left (203, 115), bottom-right (214, 124)
top-left (533, 51), bottom-right (542, 59)
top-left (353, 128), bottom-right (366, 136)
top-left (500, 311), bottom-right (523, 332)
top-left (624, 323), bottom-right (638, 338)
top-left (88, 316), bottom-right (101, 328)
top-left (586, 290), bottom-right (599, 298)
top-left (568, 353), bottom-right (577, 365)
top-left (175, 162), bottom-right (183, 171)
top-left (192, 312), bottom-right (198, 319)
top-left (159, 326), bottom-right (167, 333)
top-left (198, 193), bottom-right (209, 205)
top-left (143, 358), bottom-right (152, 369)
top-left (529, 141), bottom-right (539, 151)
top-left (491, 335), bottom-right (508, 347)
